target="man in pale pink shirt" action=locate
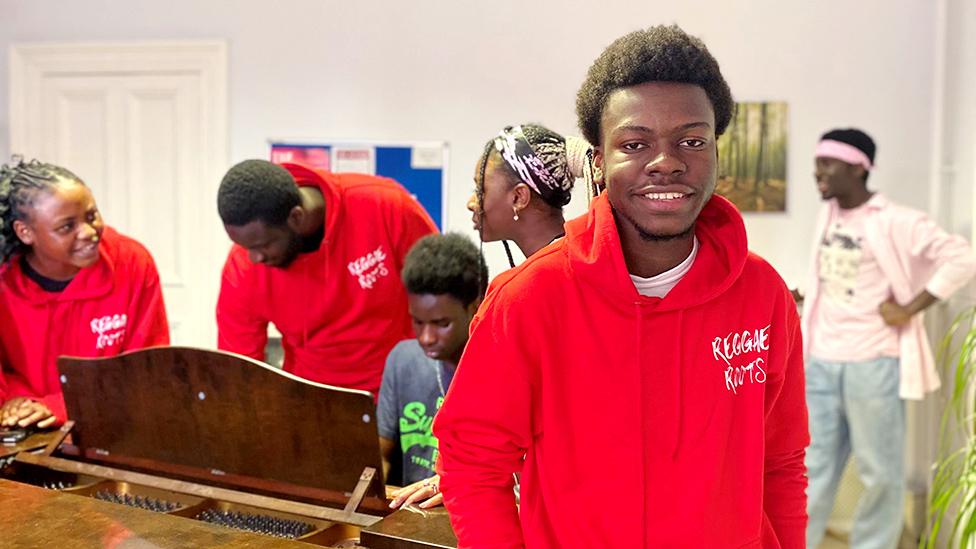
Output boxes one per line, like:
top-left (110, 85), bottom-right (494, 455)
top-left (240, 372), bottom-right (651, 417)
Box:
top-left (797, 128), bottom-right (976, 548)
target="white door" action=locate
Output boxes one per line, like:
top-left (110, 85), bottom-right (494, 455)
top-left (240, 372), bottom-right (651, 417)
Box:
top-left (9, 42), bottom-right (228, 347)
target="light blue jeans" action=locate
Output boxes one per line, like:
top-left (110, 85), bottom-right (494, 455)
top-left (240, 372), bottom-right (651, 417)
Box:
top-left (805, 356), bottom-right (904, 549)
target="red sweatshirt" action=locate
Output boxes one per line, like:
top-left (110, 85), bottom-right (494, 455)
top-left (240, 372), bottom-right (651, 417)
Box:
top-left (216, 163), bottom-right (438, 395)
top-left (434, 193), bottom-right (809, 548)
top-left (0, 227), bottom-right (170, 423)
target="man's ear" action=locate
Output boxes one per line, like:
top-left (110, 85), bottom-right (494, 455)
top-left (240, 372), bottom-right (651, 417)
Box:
top-left (286, 205), bottom-right (305, 231)
top-left (12, 220), bottom-right (33, 246)
top-left (593, 146), bottom-right (606, 186)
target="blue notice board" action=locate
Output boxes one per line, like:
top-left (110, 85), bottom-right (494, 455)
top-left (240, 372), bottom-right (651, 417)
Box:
top-left (270, 141), bottom-right (448, 230)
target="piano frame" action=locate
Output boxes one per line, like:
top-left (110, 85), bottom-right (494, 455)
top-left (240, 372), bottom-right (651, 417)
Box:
top-left (0, 347), bottom-right (457, 548)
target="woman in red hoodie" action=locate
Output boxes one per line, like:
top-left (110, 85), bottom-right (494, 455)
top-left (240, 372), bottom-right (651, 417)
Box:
top-left (391, 126), bottom-right (591, 510)
top-left (0, 157), bottom-right (169, 429)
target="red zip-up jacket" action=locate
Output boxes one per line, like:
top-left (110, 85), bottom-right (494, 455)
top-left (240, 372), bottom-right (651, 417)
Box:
top-left (216, 163), bottom-right (438, 395)
top-left (0, 227), bottom-right (170, 423)
top-left (434, 193), bottom-right (809, 548)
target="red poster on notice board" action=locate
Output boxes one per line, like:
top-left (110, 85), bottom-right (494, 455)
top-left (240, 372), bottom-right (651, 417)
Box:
top-left (270, 145), bottom-right (331, 170)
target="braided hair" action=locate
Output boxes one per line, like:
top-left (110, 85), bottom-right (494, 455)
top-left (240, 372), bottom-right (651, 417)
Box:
top-left (0, 157), bottom-right (84, 265)
top-left (482, 124), bottom-right (575, 210)
top-left (474, 124), bottom-right (580, 267)
top-left (473, 139), bottom-right (518, 268)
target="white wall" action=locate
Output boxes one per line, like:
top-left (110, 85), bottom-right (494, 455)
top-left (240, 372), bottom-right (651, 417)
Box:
top-left (924, 0), bottom-right (976, 542)
top-left (0, 0), bottom-right (939, 282)
top-left (943, 0), bottom-right (976, 243)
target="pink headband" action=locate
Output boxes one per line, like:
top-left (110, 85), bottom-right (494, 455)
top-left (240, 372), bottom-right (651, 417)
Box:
top-left (815, 139), bottom-right (873, 170)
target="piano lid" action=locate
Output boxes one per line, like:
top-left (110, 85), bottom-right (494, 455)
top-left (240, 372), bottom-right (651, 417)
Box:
top-left (57, 346), bottom-right (386, 503)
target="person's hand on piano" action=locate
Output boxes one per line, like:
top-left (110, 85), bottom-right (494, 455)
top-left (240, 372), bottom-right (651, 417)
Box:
top-left (0, 397), bottom-right (57, 429)
top-left (388, 474), bottom-right (444, 510)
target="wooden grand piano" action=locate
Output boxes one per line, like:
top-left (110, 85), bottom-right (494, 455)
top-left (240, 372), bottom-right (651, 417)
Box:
top-left (0, 347), bottom-right (457, 548)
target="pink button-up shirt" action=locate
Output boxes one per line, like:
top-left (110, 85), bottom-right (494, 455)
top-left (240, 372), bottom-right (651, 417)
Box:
top-left (801, 193), bottom-right (976, 399)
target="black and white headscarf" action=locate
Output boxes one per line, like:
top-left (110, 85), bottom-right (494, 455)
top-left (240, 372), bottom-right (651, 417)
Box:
top-left (493, 126), bottom-right (572, 207)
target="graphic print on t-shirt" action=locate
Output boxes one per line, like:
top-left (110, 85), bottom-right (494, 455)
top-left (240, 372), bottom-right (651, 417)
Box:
top-left (399, 395), bottom-right (445, 474)
top-left (818, 224), bottom-right (863, 304)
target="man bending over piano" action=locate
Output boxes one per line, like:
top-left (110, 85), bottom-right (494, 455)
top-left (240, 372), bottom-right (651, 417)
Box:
top-left (215, 160), bottom-right (437, 395)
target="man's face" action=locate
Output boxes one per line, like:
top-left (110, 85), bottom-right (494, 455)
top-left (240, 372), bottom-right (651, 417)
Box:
top-left (407, 293), bottom-right (476, 366)
top-left (595, 82), bottom-right (717, 241)
top-left (224, 219), bottom-right (301, 268)
top-left (814, 156), bottom-right (863, 201)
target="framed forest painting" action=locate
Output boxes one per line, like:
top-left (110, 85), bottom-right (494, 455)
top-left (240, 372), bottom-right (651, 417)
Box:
top-left (716, 102), bottom-right (788, 212)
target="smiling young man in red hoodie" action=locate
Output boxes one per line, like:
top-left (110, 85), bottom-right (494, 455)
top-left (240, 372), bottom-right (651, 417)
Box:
top-left (216, 160), bottom-right (438, 395)
top-left (434, 26), bottom-right (809, 548)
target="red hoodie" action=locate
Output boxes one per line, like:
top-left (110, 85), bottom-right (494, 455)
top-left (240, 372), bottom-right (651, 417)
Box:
top-left (434, 193), bottom-right (809, 548)
top-left (0, 227), bottom-right (170, 423)
top-left (216, 163), bottom-right (438, 395)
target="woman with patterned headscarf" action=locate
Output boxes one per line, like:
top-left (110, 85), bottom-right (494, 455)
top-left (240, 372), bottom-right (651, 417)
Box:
top-left (387, 125), bottom-right (592, 510)
top-left (467, 124), bottom-right (592, 267)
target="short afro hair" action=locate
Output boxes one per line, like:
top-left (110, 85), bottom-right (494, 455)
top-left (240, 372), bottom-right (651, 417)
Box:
top-left (576, 25), bottom-right (734, 145)
top-left (402, 233), bottom-right (488, 308)
top-left (217, 159), bottom-right (300, 227)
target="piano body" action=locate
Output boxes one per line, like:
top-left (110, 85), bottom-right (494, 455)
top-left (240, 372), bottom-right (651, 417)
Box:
top-left (0, 347), bottom-right (457, 548)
